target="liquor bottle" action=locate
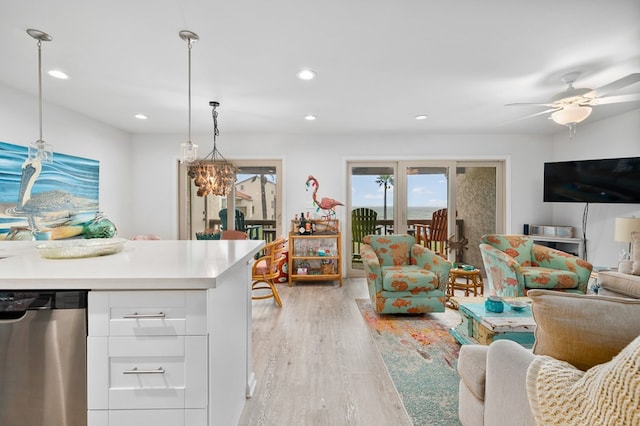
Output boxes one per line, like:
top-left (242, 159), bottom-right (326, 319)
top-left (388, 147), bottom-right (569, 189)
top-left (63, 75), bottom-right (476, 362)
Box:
top-left (299, 211), bottom-right (306, 234)
top-left (305, 212), bottom-right (312, 234)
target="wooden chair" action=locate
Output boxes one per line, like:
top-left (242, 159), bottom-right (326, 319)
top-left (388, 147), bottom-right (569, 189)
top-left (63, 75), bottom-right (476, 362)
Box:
top-left (427, 208), bottom-right (448, 257)
top-left (251, 237), bottom-right (286, 307)
top-left (219, 208), bottom-right (245, 231)
top-left (220, 230), bottom-right (249, 240)
top-left (219, 208), bottom-right (261, 240)
top-left (415, 224), bottom-right (429, 247)
top-left (351, 208), bottom-right (379, 265)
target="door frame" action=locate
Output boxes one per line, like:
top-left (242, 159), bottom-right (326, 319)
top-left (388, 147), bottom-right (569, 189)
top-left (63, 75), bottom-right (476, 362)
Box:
top-left (178, 158), bottom-right (283, 240)
top-left (345, 158), bottom-right (507, 277)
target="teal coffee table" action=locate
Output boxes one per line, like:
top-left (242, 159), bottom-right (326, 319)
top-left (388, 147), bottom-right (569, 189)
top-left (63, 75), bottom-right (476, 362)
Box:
top-left (450, 299), bottom-right (536, 348)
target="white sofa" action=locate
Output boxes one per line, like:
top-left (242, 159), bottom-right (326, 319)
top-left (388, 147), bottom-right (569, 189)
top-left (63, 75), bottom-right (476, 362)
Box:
top-left (458, 339), bottom-right (535, 426)
top-left (598, 231), bottom-right (640, 299)
top-left (457, 290), bottom-right (640, 426)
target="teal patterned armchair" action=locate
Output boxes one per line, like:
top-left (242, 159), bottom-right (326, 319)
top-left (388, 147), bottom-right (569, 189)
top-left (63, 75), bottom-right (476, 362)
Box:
top-left (360, 234), bottom-right (451, 314)
top-left (479, 234), bottom-right (593, 297)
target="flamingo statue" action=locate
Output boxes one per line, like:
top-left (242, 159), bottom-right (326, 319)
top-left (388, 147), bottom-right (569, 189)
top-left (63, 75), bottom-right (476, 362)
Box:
top-left (305, 175), bottom-right (344, 218)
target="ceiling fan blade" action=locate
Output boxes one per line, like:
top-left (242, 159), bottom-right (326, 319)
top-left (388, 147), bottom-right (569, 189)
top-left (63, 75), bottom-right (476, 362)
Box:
top-left (584, 93), bottom-right (640, 105)
top-left (583, 73), bottom-right (640, 99)
top-left (505, 102), bottom-right (555, 107)
top-left (502, 107), bottom-right (559, 125)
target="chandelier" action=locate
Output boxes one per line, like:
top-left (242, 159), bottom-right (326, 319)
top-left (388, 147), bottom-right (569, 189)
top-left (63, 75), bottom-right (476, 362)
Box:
top-left (187, 101), bottom-right (236, 197)
top-left (27, 29), bottom-right (54, 163)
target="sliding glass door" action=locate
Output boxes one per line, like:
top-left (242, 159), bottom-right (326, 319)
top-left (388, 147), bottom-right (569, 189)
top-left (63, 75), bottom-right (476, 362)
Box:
top-left (347, 160), bottom-right (504, 276)
top-left (348, 164), bottom-right (396, 272)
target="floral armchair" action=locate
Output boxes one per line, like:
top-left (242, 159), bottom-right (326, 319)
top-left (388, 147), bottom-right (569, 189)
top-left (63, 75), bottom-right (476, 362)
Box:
top-left (360, 234), bottom-right (451, 314)
top-left (479, 234), bottom-right (593, 297)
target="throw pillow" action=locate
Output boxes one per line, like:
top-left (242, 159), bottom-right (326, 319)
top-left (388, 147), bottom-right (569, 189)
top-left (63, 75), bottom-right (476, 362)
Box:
top-left (631, 231), bottom-right (640, 275)
top-left (529, 289), bottom-right (640, 371)
top-left (526, 334), bottom-right (640, 426)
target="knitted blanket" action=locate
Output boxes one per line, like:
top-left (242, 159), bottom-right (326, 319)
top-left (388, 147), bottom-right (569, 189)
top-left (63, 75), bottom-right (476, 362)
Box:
top-left (526, 335), bottom-right (640, 425)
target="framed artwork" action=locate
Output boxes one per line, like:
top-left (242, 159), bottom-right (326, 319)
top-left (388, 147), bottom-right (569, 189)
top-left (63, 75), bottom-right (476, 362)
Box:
top-left (0, 141), bottom-right (100, 240)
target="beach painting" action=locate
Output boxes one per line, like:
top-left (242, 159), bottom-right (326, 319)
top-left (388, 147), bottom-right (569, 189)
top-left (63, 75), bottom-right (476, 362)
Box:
top-left (0, 141), bottom-right (100, 240)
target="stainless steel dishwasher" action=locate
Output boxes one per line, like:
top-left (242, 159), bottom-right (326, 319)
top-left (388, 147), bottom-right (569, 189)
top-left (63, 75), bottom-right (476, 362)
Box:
top-left (0, 290), bottom-right (87, 426)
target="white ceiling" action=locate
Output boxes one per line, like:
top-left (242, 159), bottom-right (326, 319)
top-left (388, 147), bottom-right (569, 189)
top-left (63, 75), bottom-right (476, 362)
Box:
top-left (1, 0), bottom-right (639, 136)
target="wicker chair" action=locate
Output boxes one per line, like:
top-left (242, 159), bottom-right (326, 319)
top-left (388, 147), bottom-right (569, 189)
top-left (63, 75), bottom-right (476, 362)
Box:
top-left (252, 237), bottom-right (287, 307)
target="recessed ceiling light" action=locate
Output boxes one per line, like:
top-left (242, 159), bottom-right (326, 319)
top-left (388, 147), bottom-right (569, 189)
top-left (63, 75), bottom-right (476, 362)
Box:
top-left (297, 69), bottom-right (317, 80)
top-left (48, 69), bottom-right (68, 79)
top-left (415, 115), bottom-right (429, 120)
top-left (134, 114), bottom-right (148, 120)
top-left (304, 115), bottom-right (317, 121)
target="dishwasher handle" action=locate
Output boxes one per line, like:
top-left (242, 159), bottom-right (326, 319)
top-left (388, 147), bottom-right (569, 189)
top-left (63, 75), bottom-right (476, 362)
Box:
top-left (0, 311), bottom-right (28, 321)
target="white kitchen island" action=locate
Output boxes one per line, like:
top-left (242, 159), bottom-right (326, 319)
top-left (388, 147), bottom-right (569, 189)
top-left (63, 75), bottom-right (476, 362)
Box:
top-left (0, 239), bottom-right (265, 426)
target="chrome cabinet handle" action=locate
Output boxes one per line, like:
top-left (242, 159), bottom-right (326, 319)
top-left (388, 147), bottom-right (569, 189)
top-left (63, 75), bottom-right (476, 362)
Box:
top-left (123, 367), bottom-right (165, 375)
top-left (122, 312), bottom-right (166, 319)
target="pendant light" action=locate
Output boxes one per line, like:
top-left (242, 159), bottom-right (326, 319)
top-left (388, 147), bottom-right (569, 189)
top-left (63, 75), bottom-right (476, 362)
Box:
top-left (179, 30), bottom-right (199, 163)
top-left (27, 29), bottom-right (54, 163)
top-left (187, 101), bottom-right (237, 197)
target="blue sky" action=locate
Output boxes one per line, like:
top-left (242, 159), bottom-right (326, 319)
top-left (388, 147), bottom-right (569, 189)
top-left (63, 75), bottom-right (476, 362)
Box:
top-left (351, 174), bottom-right (447, 207)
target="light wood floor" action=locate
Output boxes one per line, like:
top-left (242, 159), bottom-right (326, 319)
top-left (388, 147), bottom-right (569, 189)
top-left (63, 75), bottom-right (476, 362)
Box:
top-left (239, 277), bottom-right (466, 426)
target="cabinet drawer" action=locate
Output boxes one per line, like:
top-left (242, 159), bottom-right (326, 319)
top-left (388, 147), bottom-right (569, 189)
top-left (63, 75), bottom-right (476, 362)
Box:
top-left (88, 335), bottom-right (207, 410)
top-left (89, 291), bottom-right (207, 336)
top-left (88, 408), bottom-right (207, 426)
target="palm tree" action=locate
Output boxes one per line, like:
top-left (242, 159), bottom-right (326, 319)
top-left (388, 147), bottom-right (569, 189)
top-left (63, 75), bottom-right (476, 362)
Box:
top-left (375, 175), bottom-right (394, 220)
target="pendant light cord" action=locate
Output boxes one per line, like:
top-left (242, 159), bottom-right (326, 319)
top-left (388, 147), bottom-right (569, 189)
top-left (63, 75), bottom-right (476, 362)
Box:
top-left (187, 38), bottom-right (193, 145)
top-left (37, 39), bottom-right (43, 143)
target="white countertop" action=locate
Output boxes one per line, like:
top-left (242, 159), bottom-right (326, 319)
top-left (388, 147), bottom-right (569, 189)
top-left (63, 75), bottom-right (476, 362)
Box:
top-left (0, 240), bottom-right (265, 290)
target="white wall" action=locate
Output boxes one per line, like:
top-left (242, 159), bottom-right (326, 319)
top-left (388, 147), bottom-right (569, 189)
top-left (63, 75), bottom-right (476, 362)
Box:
top-left (132, 131), bottom-right (555, 240)
top-left (550, 108), bottom-right (640, 267)
top-left (3, 81), bottom-right (637, 268)
top-left (0, 83), bottom-right (134, 237)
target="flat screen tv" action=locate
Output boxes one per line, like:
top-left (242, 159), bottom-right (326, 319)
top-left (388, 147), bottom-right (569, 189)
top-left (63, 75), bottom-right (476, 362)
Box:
top-left (543, 157), bottom-right (640, 203)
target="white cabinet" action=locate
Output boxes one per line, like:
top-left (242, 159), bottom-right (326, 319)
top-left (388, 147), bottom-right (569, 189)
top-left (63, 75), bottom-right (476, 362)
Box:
top-left (88, 291), bottom-right (208, 426)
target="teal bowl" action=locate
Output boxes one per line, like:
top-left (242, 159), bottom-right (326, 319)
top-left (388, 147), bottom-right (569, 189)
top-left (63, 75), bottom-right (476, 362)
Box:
top-left (505, 300), bottom-right (528, 312)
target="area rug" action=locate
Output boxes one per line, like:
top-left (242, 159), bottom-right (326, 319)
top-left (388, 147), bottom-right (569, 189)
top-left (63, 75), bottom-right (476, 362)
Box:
top-left (356, 299), bottom-right (462, 426)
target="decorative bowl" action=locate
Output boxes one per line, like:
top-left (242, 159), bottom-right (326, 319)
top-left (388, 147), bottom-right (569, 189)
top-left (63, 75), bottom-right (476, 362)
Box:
top-left (505, 300), bottom-right (528, 312)
top-left (35, 238), bottom-right (127, 259)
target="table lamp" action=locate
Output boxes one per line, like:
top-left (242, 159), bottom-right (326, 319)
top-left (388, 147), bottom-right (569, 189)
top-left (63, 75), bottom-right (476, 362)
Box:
top-left (614, 217), bottom-right (640, 259)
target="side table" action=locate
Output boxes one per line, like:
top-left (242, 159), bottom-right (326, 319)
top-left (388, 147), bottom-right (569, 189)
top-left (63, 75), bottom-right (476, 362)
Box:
top-left (448, 268), bottom-right (484, 297)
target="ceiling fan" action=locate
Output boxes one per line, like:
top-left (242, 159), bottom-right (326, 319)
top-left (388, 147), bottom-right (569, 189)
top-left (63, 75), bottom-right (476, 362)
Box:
top-left (506, 72), bottom-right (640, 138)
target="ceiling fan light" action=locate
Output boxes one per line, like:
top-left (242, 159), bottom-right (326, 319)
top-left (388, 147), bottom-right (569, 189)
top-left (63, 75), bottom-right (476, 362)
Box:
top-left (551, 104), bottom-right (592, 125)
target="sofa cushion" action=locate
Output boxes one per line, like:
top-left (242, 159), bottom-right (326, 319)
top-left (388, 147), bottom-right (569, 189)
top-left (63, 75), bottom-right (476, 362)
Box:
top-left (457, 344), bottom-right (488, 401)
top-left (521, 267), bottom-right (579, 290)
top-left (598, 270), bottom-right (640, 298)
top-left (526, 334), bottom-right (640, 426)
top-left (380, 265), bottom-right (439, 292)
top-left (632, 231), bottom-right (640, 275)
top-left (529, 289), bottom-right (640, 371)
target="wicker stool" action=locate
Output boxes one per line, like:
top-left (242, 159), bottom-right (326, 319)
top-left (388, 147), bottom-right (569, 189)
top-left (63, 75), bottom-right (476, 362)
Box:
top-left (448, 268), bottom-right (484, 297)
